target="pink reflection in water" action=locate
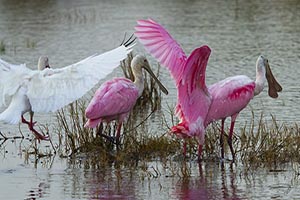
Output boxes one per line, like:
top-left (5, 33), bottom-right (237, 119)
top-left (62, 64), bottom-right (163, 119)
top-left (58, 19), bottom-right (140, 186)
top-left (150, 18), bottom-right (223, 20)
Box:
top-left (172, 163), bottom-right (242, 200)
top-left (86, 168), bottom-right (137, 200)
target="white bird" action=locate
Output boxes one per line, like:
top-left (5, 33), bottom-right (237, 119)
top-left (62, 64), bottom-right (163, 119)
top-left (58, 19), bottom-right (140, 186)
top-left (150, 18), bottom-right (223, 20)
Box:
top-left (0, 37), bottom-right (135, 140)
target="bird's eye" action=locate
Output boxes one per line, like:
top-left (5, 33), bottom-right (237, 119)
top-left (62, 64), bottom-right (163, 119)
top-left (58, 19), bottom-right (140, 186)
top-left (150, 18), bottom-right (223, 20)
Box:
top-left (144, 59), bottom-right (147, 62)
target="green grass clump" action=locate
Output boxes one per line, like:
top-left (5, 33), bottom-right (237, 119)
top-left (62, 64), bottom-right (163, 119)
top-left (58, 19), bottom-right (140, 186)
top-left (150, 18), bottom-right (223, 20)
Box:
top-left (238, 114), bottom-right (300, 169)
top-left (0, 40), bottom-right (5, 53)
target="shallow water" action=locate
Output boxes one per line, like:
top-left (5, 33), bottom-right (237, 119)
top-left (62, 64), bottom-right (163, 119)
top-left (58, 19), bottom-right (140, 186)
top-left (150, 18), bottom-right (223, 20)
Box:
top-left (0, 0), bottom-right (300, 199)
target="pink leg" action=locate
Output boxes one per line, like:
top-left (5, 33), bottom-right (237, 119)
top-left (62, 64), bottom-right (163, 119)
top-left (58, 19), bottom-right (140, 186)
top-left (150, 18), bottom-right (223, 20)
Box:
top-left (21, 112), bottom-right (48, 141)
top-left (183, 140), bottom-right (187, 157)
top-left (116, 122), bottom-right (122, 147)
top-left (197, 143), bottom-right (203, 162)
top-left (228, 115), bottom-right (238, 161)
top-left (220, 119), bottom-right (225, 159)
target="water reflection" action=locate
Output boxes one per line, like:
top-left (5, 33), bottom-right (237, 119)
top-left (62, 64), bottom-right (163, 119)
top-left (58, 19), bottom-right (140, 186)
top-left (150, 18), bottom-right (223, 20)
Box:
top-left (172, 162), bottom-right (242, 200)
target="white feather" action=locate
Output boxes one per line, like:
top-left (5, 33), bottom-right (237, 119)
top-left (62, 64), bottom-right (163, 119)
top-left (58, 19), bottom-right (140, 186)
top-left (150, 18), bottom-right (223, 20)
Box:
top-left (0, 87), bottom-right (30, 124)
top-left (0, 44), bottom-right (132, 124)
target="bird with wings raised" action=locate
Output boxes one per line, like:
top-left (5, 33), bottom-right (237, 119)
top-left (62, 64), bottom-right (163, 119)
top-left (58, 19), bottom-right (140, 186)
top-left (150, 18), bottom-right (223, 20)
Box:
top-left (0, 37), bottom-right (135, 140)
top-left (135, 18), bottom-right (211, 160)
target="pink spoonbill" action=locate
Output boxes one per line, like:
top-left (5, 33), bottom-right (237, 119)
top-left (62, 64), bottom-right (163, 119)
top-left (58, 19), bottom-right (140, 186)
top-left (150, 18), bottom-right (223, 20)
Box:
top-left (205, 55), bottom-right (282, 161)
top-left (135, 18), bottom-right (212, 160)
top-left (0, 38), bottom-right (134, 140)
top-left (84, 54), bottom-right (168, 145)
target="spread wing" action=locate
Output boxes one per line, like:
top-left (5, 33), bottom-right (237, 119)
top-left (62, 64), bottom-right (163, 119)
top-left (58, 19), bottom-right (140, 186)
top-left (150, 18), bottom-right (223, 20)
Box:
top-left (135, 18), bottom-right (187, 82)
top-left (26, 45), bottom-right (133, 113)
top-left (0, 58), bottom-right (32, 107)
top-left (176, 46), bottom-right (212, 123)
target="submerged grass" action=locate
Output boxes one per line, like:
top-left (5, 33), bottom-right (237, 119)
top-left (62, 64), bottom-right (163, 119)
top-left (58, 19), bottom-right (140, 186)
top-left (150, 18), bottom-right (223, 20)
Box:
top-left (54, 54), bottom-right (300, 171)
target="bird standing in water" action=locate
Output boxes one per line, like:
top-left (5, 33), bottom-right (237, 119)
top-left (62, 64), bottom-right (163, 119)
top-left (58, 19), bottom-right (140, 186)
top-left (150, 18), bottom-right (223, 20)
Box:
top-left (0, 38), bottom-right (134, 140)
top-left (205, 55), bottom-right (282, 161)
top-left (135, 18), bottom-right (212, 160)
top-left (84, 55), bottom-right (168, 145)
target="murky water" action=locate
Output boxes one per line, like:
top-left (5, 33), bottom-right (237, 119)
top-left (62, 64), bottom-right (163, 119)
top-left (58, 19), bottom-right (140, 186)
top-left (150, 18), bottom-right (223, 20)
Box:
top-left (0, 0), bottom-right (300, 199)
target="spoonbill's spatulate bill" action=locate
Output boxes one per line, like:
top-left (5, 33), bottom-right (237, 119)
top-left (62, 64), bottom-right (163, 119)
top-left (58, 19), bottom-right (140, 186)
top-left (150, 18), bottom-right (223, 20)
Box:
top-left (0, 37), bottom-right (135, 140)
top-left (84, 55), bottom-right (168, 145)
top-left (135, 18), bottom-right (212, 160)
top-left (205, 56), bottom-right (282, 161)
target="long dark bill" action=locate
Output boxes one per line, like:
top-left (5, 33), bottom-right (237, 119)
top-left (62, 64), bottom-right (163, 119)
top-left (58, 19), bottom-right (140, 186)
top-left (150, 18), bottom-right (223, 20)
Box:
top-left (265, 62), bottom-right (282, 98)
top-left (143, 66), bottom-right (168, 95)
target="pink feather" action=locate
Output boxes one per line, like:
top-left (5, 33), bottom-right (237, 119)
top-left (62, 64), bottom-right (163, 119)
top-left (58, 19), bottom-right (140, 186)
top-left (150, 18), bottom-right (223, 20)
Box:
top-left (135, 18), bottom-right (211, 159)
top-left (85, 77), bottom-right (139, 128)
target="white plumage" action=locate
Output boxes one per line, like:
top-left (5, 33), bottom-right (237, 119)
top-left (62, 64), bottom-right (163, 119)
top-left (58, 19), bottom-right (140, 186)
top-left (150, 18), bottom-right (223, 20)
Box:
top-left (0, 42), bottom-right (134, 139)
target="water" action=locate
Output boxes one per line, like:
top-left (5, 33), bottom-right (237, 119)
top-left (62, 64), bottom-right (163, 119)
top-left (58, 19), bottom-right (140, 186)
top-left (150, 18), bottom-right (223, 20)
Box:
top-left (0, 0), bottom-right (300, 199)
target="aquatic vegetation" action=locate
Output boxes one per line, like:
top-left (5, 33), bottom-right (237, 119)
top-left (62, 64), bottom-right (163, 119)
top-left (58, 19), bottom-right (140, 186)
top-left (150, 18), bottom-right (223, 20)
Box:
top-left (0, 40), bottom-right (5, 54)
top-left (238, 113), bottom-right (300, 169)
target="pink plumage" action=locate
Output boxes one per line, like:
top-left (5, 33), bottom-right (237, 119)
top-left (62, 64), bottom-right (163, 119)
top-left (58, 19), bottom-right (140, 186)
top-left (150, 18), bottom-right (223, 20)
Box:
top-left (85, 54), bottom-right (169, 146)
top-left (135, 18), bottom-right (211, 159)
top-left (85, 77), bottom-right (139, 129)
top-left (206, 75), bottom-right (255, 125)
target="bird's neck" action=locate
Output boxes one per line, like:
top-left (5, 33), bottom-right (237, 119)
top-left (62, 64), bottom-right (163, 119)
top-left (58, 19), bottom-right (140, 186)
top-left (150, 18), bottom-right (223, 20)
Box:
top-left (133, 69), bottom-right (144, 97)
top-left (254, 67), bottom-right (266, 96)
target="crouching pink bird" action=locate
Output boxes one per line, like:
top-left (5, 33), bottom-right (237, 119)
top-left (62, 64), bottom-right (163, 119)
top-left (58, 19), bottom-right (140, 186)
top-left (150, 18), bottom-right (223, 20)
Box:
top-left (135, 18), bottom-right (212, 160)
top-left (205, 55), bottom-right (282, 161)
top-left (84, 55), bottom-right (168, 145)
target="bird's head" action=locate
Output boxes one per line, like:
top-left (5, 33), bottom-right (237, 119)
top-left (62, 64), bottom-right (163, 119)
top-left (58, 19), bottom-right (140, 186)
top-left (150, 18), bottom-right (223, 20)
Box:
top-left (256, 55), bottom-right (282, 98)
top-left (131, 55), bottom-right (168, 95)
top-left (38, 56), bottom-right (50, 70)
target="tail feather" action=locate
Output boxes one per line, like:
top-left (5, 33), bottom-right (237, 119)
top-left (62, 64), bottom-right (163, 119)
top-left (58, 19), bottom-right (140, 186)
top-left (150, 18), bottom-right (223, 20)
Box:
top-left (84, 118), bottom-right (102, 128)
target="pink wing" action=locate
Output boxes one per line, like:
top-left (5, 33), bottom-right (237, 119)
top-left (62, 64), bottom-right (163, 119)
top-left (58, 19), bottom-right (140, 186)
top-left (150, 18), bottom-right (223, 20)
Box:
top-left (176, 46), bottom-right (212, 123)
top-left (135, 18), bottom-right (187, 81)
top-left (85, 77), bottom-right (139, 120)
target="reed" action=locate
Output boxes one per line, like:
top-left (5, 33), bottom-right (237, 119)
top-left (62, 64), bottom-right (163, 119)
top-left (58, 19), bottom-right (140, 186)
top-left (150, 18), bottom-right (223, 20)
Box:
top-left (0, 40), bottom-right (5, 53)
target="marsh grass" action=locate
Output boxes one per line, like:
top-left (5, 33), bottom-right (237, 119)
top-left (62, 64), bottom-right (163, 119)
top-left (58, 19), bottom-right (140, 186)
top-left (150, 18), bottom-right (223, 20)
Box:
top-left (237, 113), bottom-right (300, 169)
top-left (0, 40), bottom-right (5, 53)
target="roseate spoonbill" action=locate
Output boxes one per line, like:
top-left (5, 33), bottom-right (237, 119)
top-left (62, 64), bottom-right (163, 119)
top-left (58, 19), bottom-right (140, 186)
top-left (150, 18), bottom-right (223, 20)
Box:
top-left (0, 38), bottom-right (134, 140)
top-left (205, 55), bottom-right (282, 161)
top-left (84, 55), bottom-right (168, 145)
top-left (135, 18), bottom-right (212, 160)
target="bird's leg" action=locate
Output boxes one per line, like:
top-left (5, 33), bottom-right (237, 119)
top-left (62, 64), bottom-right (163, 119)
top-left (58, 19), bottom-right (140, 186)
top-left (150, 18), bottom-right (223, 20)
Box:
top-left (228, 115), bottom-right (237, 162)
top-left (183, 140), bottom-right (187, 157)
top-left (197, 144), bottom-right (203, 162)
top-left (21, 115), bottom-right (30, 126)
top-left (115, 122), bottom-right (122, 148)
top-left (220, 119), bottom-right (225, 160)
top-left (22, 112), bottom-right (48, 141)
